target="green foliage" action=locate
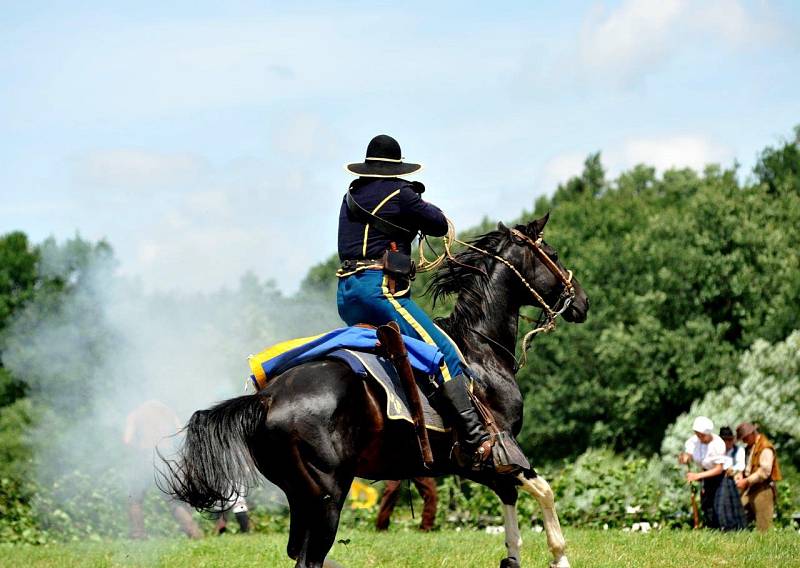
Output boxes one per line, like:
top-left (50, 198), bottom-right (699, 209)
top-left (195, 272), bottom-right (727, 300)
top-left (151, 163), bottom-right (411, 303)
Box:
top-left (432, 451), bottom-right (690, 530)
top-left (300, 254), bottom-right (341, 299)
top-left (552, 152), bottom-right (606, 203)
top-left (0, 398), bottom-right (34, 482)
top-left (2, 236), bottom-right (117, 419)
top-left (547, 449), bottom-right (688, 529)
top-left (662, 331), bottom-right (800, 468)
top-left (0, 232), bottom-right (39, 332)
top-left (0, 232), bottom-right (40, 406)
top-left (515, 131), bottom-right (800, 460)
top-left (754, 126), bottom-right (800, 195)
top-left (0, 477), bottom-right (48, 545)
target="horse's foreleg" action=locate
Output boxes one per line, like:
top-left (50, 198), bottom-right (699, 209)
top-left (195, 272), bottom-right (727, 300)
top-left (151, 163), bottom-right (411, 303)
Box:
top-left (500, 501), bottom-right (522, 568)
top-left (517, 473), bottom-right (569, 568)
top-left (492, 482), bottom-right (522, 568)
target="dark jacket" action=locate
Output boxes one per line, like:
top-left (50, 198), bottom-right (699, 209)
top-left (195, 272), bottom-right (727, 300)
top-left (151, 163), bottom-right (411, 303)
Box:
top-left (337, 178), bottom-right (448, 261)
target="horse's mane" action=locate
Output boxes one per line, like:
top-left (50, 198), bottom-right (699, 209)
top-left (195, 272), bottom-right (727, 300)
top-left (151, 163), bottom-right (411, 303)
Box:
top-left (427, 229), bottom-right (508, 327)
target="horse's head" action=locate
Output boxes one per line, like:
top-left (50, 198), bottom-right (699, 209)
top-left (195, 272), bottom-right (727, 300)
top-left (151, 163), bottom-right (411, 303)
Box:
top-left (429, 214), bottom-right (589, 328)
top-left (497, 214), bottom-right (589, 323)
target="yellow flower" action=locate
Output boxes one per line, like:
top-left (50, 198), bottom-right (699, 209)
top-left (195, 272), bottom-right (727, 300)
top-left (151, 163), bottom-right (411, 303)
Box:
top-left (349, 479), bottom-right (378, 510)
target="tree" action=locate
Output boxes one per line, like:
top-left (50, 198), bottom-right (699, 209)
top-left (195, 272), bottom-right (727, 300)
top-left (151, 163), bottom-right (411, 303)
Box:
top-left (0, 233), bottom-right (41, 406)
top-left (754, 125), bottom-right (800, 195)
top-left (513, 135), bottom-right (800, 460)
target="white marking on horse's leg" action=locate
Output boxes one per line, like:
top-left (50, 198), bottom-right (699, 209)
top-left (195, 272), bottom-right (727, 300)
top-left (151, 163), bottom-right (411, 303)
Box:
top-left (517, 474), bottom-right (570, 568)
top-left (503, 503), bottom-right (522, 562)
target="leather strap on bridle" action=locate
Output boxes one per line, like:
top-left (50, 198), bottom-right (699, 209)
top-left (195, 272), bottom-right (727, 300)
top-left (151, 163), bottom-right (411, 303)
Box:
top-left (509, 229), bottom-right (575, 293)
top-left (457, 227), bottom-right (577, 369)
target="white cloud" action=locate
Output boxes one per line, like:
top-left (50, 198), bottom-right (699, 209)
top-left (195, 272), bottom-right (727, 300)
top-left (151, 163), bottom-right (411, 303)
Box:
top-left (539, 152), bottom-right (588, 191)
top-left (571, 0), bottom-right (781, 86)
top-left (75, 149), bottom-right (209, 190)
top-left (615, 134), bottom-right (734, 172)
top-left (271, 114), bottom-right (340, 160)
top-left (538, 134), bottom-right (733, 191)
top-left (578, 0), bottom-right (687, 85)
top-left (89, 144), bottom-right (343, 294)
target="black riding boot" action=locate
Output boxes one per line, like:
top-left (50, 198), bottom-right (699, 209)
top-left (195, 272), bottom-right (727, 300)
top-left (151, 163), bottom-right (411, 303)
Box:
top-left (437, 374), bottom-right (493, 468)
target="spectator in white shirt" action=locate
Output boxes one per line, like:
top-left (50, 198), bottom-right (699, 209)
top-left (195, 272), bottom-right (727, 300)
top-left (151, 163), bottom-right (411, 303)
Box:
top-left (678, 416), bottom-right (729, 529)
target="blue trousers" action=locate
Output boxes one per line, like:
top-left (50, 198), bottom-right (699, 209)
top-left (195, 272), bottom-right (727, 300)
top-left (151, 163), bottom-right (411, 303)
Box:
top-left (337, 270), bottom-right (462, 383)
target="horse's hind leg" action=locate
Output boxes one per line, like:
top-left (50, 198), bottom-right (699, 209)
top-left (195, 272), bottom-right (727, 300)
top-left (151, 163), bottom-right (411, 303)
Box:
top-left (286, 494), bottom-right (308, 561)
top-left (300, 473), bottom-right (352, 568)
top-left (517, 472), bottom-right (569, 568)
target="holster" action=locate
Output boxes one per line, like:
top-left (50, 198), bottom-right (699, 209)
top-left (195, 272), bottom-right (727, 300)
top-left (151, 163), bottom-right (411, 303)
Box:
top-left (376, 322), bottom-right (434, 468)
top-left (381, 249), bottom-right (415, 294)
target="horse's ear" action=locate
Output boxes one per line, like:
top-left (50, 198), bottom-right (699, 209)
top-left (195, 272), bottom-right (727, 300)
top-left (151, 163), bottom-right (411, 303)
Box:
top-left (529, 212), bottom-right (550, 236)
top-left (497, 221), bottom-right (509, 233)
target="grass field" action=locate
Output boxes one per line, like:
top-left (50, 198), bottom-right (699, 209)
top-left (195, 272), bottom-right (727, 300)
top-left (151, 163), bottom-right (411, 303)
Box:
top-left (2, 528), bottom-right (798, 568)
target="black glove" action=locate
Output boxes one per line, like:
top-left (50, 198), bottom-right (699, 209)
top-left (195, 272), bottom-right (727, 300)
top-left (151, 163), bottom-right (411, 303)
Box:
top-left (409, 181), bottom-right (426, 194)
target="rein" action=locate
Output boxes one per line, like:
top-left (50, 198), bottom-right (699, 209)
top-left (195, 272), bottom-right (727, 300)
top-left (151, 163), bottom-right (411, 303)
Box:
top-left (419, 220), bottom-right (576, 369)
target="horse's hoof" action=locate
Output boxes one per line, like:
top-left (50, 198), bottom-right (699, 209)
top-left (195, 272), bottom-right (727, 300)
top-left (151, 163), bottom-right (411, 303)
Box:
top-left (500, 558), bottom-right (521, 568)
top-left (549, 555), bottom-right (570, 568)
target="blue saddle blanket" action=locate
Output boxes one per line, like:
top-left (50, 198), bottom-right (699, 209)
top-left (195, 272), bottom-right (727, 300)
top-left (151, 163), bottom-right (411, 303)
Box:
top-left (249, 326), bottom-right (444, 391)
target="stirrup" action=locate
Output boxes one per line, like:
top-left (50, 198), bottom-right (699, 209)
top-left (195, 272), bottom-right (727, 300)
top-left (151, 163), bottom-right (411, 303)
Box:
top-left (490, 431), bottom-right (530, 474)
top-left (451, 438), bottom-right (494, 471)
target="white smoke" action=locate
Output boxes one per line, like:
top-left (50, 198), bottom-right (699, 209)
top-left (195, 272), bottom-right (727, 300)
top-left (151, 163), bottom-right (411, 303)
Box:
top-left (2, 236), bottom-right (341, 535)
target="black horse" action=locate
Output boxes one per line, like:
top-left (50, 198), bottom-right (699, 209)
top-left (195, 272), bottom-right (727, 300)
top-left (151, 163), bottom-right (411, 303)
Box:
top-left (162, 214), bottom-right (589, 568)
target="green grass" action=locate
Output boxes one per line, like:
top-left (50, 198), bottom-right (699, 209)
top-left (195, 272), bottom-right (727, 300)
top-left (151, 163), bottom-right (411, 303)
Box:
top-left (1, 528), bottom-right (798, 568)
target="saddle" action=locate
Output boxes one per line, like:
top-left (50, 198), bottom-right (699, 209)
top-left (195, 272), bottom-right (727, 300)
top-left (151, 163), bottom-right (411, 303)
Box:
top-left (335, 324), bottom-right (530, 474)
top-left (249, 323), bottom-right (528, 473)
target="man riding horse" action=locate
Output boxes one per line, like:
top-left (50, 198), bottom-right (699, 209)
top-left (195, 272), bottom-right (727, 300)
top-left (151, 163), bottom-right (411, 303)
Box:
top-left (163, 135), bottom-right (588, 567)
top-left (337, 134), bottom-right (526, 472)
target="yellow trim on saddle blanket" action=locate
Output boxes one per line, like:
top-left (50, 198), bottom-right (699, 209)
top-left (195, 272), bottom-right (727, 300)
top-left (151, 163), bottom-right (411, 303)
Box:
top-left (248, 333), bottom-right (327, 390)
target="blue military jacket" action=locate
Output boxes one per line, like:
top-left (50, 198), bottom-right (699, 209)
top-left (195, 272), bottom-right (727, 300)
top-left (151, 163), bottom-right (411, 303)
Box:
top-left (337, 178), bottom-right (448, 261)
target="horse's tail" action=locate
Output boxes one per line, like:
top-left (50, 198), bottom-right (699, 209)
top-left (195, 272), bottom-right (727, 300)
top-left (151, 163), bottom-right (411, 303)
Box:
top-left (159, 394), bottom-right (267, 511)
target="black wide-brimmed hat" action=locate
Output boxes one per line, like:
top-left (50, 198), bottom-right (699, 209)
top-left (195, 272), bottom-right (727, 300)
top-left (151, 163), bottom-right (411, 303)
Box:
top-left (345, 134), bottom-right (423, 177)
top-left (719, 426), bottom-right (734, 439)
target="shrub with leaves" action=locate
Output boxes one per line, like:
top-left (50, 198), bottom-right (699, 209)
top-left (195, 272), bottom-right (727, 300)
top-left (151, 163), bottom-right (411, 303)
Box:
top-left (661, 331), bottom-right (800, 468)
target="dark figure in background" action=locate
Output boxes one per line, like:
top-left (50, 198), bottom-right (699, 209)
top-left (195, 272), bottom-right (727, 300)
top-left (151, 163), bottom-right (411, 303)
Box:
top-left (123, 400), bottom-right (202, 539)
top-left (212, 492), bottom-right (251, 535)
top-left (376, 477), bottom-right (437, 532)
top-left (719, 426), bottom-right (745, 479)
top-left (736, 422), bottom-right (782, 532)
top-left (713, 425), bottom-right (747, 531)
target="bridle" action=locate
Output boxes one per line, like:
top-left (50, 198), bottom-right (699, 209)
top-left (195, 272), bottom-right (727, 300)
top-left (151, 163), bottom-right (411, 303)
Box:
top-left (418, 221), bottom-right (576, 370)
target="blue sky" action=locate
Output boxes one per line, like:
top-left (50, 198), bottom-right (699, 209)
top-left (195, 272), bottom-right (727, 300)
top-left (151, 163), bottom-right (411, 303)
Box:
top-left (1, 0), bottom-right (798, 292)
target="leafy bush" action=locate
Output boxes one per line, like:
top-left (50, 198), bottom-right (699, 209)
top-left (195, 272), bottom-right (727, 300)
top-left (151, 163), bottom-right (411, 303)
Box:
top-left (662, 331), bottom-right (800, 467)
top-left (345, 453), bottom-right (692, 532)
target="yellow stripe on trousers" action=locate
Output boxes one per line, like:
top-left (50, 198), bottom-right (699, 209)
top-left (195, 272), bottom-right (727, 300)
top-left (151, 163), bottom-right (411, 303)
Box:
top-left (381, 275), bottom-right (452, 382)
